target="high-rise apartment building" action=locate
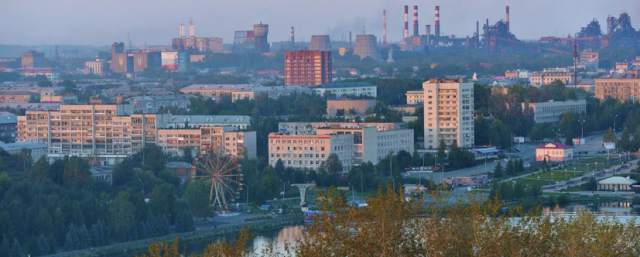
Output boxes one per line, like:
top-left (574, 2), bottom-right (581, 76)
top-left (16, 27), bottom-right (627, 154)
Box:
top-left (595, 72), bottom-right (640, 101)
top-left (284, 51), bottom-right (332, 86)
top-left (423, 78), bottom-right (474, 150)
top-left (21, 51), bottom-right (45, 69)
top-left (268, 133), bottom-right (353, 174)
top-left (16, 104), bottom-right (256, 165)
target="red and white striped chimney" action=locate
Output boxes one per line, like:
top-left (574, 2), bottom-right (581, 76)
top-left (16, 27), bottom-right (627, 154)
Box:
top-left (435, 6), bottom-right (440, 37)
top-left (383, 10), bottom-right (387, 46)
top-left (413, 6), bottom-right (419, 37)
top-left (290, 26), bottom-right (294, 49)
top-left (506, 6), bottom-right (510, 33)
top-left (404, 5), bottom-right (409, 41)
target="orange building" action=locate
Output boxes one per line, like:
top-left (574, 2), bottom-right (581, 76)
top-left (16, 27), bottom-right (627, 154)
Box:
top-left (535, 142), bottom-right (574, 162)
top-left (284, 51), bottom-right (332, 86)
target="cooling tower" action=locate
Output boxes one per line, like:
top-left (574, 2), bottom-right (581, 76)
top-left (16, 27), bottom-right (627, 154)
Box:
top-left (353, 35), bottom-right (379, 60)
top-left (309, 35), bottom-right (332, 51)
top-left (253, 23), bottom-right (270, 53)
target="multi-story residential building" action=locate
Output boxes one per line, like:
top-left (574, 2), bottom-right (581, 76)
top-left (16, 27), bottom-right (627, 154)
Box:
top-left (0, 112), bottom-right (17, 143)
top-left (326, 98), bottom-right (375, 116)
top-left (168, 115), bottom-right (251, 130)
top-left (278, 122), bottom-right (413, 165)
top-left (156, 126), bottom-right (256, 158)
top-left (524, 100), bottom-right (586, 124)
top-left (594, 73), bottom-right (640, 101)
top-left (312, 82), bottom-right (377, 98)
top-left (16, 104), bottom-right (256, 165)
top-left (423, 78), bottom-right (474, 150)
top-left (180, 84), bottom-right (312, 102)
top-left (278, 122), bottom-right (405, 136)
top-left (268, 133), bottom-right (353, 174)
top-left (284, 51), bottom-right (332, 86)
top-left (84, 59), bottom-right (106, 75)
top-left (316, 127), bottom-right (414, 164)
top-left (127, 95), bottom-right (193, 114)
top-left (530, 72), bottom-right (573, 86)
top-left (0, 92), bottom-right (33, 103)
top-left (21, 51), bottom-right (45, 69)
top-left (406, 90), bottom-right (424, 105)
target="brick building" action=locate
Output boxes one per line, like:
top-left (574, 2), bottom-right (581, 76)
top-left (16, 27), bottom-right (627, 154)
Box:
top-left (284, 51), bottom-right (332, 86)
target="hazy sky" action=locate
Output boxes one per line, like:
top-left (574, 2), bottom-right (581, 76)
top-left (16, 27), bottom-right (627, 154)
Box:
top-left (2, 0), bottom-right (640, 46)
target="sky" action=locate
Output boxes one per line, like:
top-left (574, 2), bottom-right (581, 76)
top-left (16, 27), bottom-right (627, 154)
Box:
top-left (2, 0), bottom-right (640, 46)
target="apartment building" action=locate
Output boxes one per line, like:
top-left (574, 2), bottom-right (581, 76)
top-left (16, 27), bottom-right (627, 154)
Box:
top-left (530, 72), bottom-right (573, 86)
top-left (326, 98), bottom-right (375, 116)
top-left (180, 84), bottom-right (312, 102)
top-left (127, 94), bottom-right (193, 114)
top-left (316, 127), bottom-right (414, 164)
top-left (21, 51), bottom-right (45, 69)
top-left (16, 104), bottom-right (256, 165)
top-left (312, 82), bottom-right (377, 98)
top-left (406, 90), bottom-right (424, 105)
top-left (524, 100), bottom-right (586, 124)
top-left (594, 73), bottom-right (640, 101)
top-left (0, 92), bottom-right (32, 103)
top-left (168, 115), bottom-right (251, 130)
top-left (268, 133), bottom-right (353, 174)
top-left (0, 112), bottom-right (17, 143)
top-left (423, 78), bottom-right (474, 150)
top-left (156, 126), bottom-right (256, 158)
top-left (278, 122), bottom-right (405, 135)
top-left (284, 50), bottom-right (332, 86)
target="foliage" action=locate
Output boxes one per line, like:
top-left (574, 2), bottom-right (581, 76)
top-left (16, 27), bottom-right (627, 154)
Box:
top-left (184, 179), bottom-right (213, 218)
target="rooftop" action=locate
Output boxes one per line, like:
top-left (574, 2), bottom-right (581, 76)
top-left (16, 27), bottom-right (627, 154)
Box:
top-left (0, 115), bottom-right (17, 125)
top-left (170, 115), bottom-right (251, 124)
top-left (0, 103), bottom-right (60, 111)
top-left (126, 94), bottom-right (194, 101)
top-left (314, 82), bottom-right (376, 89)
top-left (598, 176), bottom-right (638, 185)
top-left (596, 73), bottom-right (640, 79)
top-left (165, 162), bottom-right (193, 169)
top-left (535, 142), bottom-right (573, 150)
top-left (0, 142), bottom-right (47, 151)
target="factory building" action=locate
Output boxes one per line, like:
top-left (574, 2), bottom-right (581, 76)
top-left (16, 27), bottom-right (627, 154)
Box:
top-left (284, 50), bottom-right (332, 86)
top-left (171, 19), bottom-right (223, 52)
top-left (524, 100), bottom-right (587, 124)
top-left (423, 78), bottom-right (474, 150)
top-left (110, 42), bottom-right (161, 74)
top-left (233, 23), bottom-right (270, 54)
top-left (21, 51), bottom-right (45, 69)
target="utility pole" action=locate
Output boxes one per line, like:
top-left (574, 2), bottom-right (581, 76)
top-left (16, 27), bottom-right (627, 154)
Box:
top-left (390, 151), bottom-right (394, 192)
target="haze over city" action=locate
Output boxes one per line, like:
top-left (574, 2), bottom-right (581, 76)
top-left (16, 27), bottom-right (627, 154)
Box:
top-left (2, 0), bottom-right (640, 45)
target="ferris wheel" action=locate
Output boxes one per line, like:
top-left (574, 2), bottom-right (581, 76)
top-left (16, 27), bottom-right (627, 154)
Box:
top-left (193, 146), bottom-right (243, 212)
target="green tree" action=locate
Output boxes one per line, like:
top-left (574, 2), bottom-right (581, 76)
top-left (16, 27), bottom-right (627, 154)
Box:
top-left (505, 159), bottom-right (515, 176)
top-left (37, 80), bottom-right (52, 88)
top-left (108, 191), bottom-right (136, 242)
top-left (493, 161), bottom-right (503, 178)
top-left (182, 148), bottom-right (193, 164)
top-left (63, 157), bottom-right (92, 190)
top-left (619, 127), bottom-right (631, 151)
top-left (113, 159), bottom-right (134, 187)
top-left (184, 179), bottom-right (212, 218)
top-left (148, 183), bottom-right (177, 217)
top-left (436, 139), bottom-right (446, 166)
top-left (514, 182), bottom-right (525, 199)
top-left (603, 127), bottom-right (616, 143)
top-left (27, 156), bottom-right (50, 182)
top-left (322, 153), bottom-right (343, 183)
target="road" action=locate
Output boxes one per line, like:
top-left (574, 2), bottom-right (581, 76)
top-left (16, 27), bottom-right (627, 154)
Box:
top-left (407, 133), bottom-right (611, 184)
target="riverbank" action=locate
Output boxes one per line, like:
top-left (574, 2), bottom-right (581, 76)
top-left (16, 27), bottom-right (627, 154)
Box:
top-left (46, 216), bottom-right (303, 257)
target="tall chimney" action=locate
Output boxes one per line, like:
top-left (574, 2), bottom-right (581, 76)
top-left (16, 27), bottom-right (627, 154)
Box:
top-left (506, 6), bottom-right (510, 33)
top-left (435, 6), bottom-right (440, 38)
top-left (413, 6), bottom-right (419, 37)
top-left (290, 26), bottom-right (294, 50)
top-left (189, 18), bottom-right (195, 38)
top-left (476, 21), bottom-right (479, 49)
top-left (383, 10), bottom-right (387, 47)
top-left (426, 24), bottom-right (431, 45)
top-left (404, 5), bottom-right (409, 41)
top-left (349, 31), bottom-right (352, 46)
top-left (180, 24), bottom-right (185, 38)
top-left (485, 19), bottom-right (489, 51)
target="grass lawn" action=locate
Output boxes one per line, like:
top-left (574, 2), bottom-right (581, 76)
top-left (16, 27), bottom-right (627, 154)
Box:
top-left (514, 170), bottom-right (584, 187)
top-left (581, 157), bottom-right (611, 163)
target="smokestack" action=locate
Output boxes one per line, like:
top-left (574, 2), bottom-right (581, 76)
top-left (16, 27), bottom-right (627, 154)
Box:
top-left (291, 26), bottom-right (294, 50)
top-left (435, 6), bottom-right (440, 38)
top-left (426, 24), bottom-right (431, 45)
top-left (180, 24), bottom-right (185, 38)
top-left (349, 31), bottom-right (352, 46)
top-left (413, 6), bottom-right (419, 37)
top-left (189, 18), bottom-right (195, 38)
top-left (485, 19), bottom-right (489, 51)
top-left (383, 10), bottom-right (387, 47)
top-left (506, 6), bottom-right (510, 33)
top-left (476, 21), bottom-right (479, 49)
top-left (404, 5), bottom-right (409, 41)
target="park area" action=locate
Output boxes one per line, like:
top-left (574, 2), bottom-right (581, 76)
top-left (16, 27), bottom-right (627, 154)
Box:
top-left (514, 170), bottom-right (585, 187)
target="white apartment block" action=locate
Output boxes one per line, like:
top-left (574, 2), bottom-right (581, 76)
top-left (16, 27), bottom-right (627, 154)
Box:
top-left (268, 133), bottom-right (354, 174)
top-left (169, 115), bottom-right (251, 130)
top-left (278, 122), bottom-right (405, 135)
top-left (312, 82), bottom-right (377, 98)
top-left (524, 100), bottom-right (586, 124)
top-left (406, 90), bottom-right (424, 105)
top-left (423, 78), bottom-right (474, 150)
top-left (84, 59), bottom-right (105, 75)
top-left (316, 127), bottom-right (414, 164)
top-left (16, 104), bottom-right (256, 165)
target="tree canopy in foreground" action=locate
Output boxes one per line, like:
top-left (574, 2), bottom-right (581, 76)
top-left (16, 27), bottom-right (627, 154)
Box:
top-left (139, 186), bottom-right (640, 256)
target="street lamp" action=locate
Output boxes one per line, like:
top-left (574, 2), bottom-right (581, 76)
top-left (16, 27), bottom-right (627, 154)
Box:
top-left (279, 180), bottom-right (289, 201)
top-left (246, 184), bottom-right (252, 209)
top-left (138, 179), bottom-right (145, 194)
top-left (579, 120), bottom-right (586, 140)
top-left (348, 182), bottom-right (357, 202)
